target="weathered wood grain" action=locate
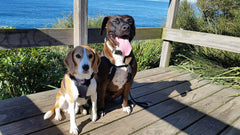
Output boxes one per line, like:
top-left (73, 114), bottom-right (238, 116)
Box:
top-left (73, 0), bottom-right (88, 46)
top-left (0, 27), bottom-right (162, 49)
top-left (135, 86), bottom-right (233, 135)
top-left (162, 28), bottom-right (240, 53)
top-left (221, 117), bottom-right (240, 135)
top-left (132, 69), bottom-right (188, 88)
top-left (0, 28), bottom-right (73, 49)
top-left (83, 79), bottom-right (215, 135)
top-left (131, 73), bottom-right (196, 99)
top-left (180, 94), bottom-right (240, 135)
top-left (159, 0), bottom-right (180, 68)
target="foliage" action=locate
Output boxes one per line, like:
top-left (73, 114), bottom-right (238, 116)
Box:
top-left (51, 13), bottom-right (104, 28)
top-left (52, 13), bottom-right (73, 28)
top-left (132, 39), bottom-right (162, 71)
top-left (0, 46), bottom-right (72, 99)
top-left (174, 0), bottom-right (240, 89)
top-left (0, 26), bottom-right (16, 29)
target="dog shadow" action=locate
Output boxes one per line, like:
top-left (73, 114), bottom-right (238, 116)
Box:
top-left (101, 80), bottom-right (192, 115)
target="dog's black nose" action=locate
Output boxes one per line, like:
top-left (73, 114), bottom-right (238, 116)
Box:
top-left (82, 64), bottom-right (89, 71)
top-left (122, 24), bottom-right (130, 31)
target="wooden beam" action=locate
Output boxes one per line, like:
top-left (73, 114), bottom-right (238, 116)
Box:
top-left (0, 28), bottom-right (162, 49)
top-left (73, 0), bottom-right (88, 47)
top-left (159, 0), bottom-right (180, 68)
top-left (0, 28), bottom-right (73, 49)
top-left (162, 28), bottom-right (240, 53)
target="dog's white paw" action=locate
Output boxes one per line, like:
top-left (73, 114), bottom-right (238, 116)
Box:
top-left (122, 106), bottom-right (132, 114)
top-left (54, 113), bottom-right (62, 121)
top-left (98, 110), bottom-right (106, 117)
top-left (75, 105), bottom-right (79, 114)
top-left (82, 108), bottom-right (87, 115)
top-left (69, 125), bottom-right (79, 135)
top-left (91, 113), bottom-right (97, 122)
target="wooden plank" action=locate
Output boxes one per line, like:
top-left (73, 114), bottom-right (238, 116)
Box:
top-left (133, 69), bottom-right (188, 88)
top-left (80, 79), bottom-right (214, 134)
top-left (159, 41), bottom-right (172, 67)
top-left (73, 0), bottom-right (88, 46)
top-left (135, 87), bottom-right (233, 135)
top-left (162, 28), bottom-right (240, 53)
top-left (131, 73), bottom-right (197, 99)
top-left (180, 95), bottom-right (240, 135)
top-left (134, 67), bottom-right (172, 80)
top-left (159, 0), bottom-right (180, 68)
top-left (221, 117), bottom-right (240, 135)
top-left (0, 28), bottom-right (73, 49)
top-left (0, 27), bottom-right (162, 49)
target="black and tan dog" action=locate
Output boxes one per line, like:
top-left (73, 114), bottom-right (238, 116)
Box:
top-left (96, 15), bottom-right (137, 115)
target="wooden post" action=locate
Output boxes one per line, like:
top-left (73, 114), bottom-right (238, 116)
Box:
top-left (159, 0), bottom-right (180, 67)
top-left (74, 0), bottom-right (88, 47)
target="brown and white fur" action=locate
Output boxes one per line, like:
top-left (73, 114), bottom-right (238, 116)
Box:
top-left (96, 15), bottom-right (137, 115)
top-left (43, 45), bottom-right (100, 134)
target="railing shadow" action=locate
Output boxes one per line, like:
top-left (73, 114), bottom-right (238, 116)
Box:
top-left (0, 95), bottom-right (63, 135)
top-left (103, 80), bottom-right (240, 134)
top-left (130, 80), bottom-right (240, 135)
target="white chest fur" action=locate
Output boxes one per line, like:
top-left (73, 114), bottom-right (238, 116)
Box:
top-left (112, 53), bottom-right (128, 89)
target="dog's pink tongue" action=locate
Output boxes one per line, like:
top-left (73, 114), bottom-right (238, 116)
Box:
top-left (118, 38), bottom-right (132, 56)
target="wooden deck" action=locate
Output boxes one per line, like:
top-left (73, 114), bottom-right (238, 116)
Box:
top-left (1, 68), bottom-right (240, 135)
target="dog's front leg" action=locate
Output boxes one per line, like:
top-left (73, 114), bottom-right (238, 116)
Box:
top-left (122, 85), bottom-right (132, 114)
top-left (69, 102), bottom-right (79, 134)
top-left (91, 93), bottom-right (98, 121)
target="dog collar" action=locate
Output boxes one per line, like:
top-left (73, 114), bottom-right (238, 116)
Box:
top-left (69, 73), bottom-right (95, 87)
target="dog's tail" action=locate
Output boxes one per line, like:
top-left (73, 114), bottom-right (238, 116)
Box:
top-left (43, 107), bottom-right (55, 120)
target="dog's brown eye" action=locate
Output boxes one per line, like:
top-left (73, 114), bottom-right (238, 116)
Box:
top-left (127, 18), bottom-right (133, 24)
top-left (76, 54), bottom-right (81, 58)
top-left (113, 18), bottom-right (120, 24)
top-left (88, 54), bottom-right (93, 59)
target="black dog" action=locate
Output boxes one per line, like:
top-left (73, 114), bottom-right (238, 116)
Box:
top-left (96, 15), bottom-right (137, 115)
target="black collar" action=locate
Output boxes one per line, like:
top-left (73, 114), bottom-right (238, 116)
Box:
top-left (69, 73), bottom-right (95, 87)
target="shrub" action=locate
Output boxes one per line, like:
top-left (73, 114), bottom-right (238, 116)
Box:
top-left (173, 0), bottom-right (240, 88)
top-left (0, 46), bottom-right (72, 99)
top-left (132, 39), bottom-right (162, 71)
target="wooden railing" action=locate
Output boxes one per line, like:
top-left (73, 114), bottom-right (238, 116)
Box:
top-left (159, 0), bottom-right (240, 67)
top-left (0, 0), bottom-right (240, 68)
top-left (0, 27), bottom-right (162, 49)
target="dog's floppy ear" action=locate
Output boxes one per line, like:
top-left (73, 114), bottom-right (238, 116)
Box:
top-left (100, 16), bottom-right (110, 35)
top-left (64, 49), bottom-right (75, 74)
top-left (92, 49), bottom-right (101, 73)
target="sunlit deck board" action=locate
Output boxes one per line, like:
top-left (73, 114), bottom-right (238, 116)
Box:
top-left (0, 67), bottom-right (240, 135)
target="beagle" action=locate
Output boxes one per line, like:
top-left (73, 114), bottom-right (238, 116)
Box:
top-left (43, 45), bottom-right (100, 134)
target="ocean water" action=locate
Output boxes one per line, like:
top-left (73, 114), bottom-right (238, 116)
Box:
top-left (0, 0), bottom-right (169, 28)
